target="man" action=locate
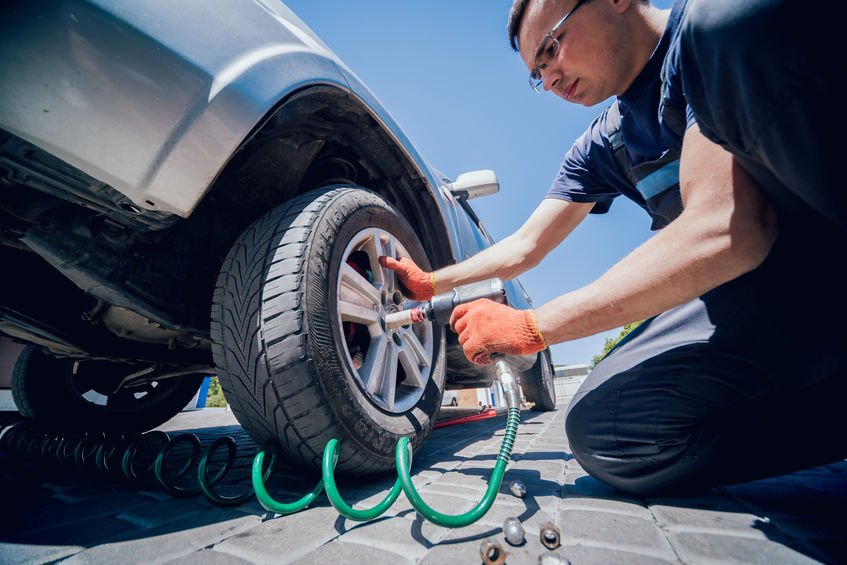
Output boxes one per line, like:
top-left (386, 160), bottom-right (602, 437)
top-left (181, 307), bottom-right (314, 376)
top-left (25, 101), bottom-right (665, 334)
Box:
top-left (381, 0), bottom-right (846, 495)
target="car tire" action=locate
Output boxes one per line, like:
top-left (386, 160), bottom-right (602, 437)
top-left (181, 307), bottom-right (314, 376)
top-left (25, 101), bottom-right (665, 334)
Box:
top-left (11, 346), bottom-right (205, 433)
top-left (211, 186), bottom-right (446, 474)
top-left (521, 348), bottom-right (556, 411)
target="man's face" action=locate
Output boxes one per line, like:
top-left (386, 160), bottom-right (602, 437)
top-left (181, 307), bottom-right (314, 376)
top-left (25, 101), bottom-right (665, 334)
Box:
top-left (518, 0), bottom-right (633, 106)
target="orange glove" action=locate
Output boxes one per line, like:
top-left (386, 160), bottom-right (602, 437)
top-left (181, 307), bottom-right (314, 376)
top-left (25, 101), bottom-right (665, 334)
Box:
top-left (450, 298), bottom-right (547, 365)
top-left (378, 256), bottom-right (436, 301)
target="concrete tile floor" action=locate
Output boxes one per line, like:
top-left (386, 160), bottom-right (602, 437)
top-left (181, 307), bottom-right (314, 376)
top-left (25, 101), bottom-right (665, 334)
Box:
top-left (1, 403), bottom-right (844, 564)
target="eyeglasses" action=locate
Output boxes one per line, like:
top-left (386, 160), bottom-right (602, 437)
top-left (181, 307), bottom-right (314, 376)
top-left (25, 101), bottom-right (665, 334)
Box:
top-left (529, 0), bottom-right (590, 93)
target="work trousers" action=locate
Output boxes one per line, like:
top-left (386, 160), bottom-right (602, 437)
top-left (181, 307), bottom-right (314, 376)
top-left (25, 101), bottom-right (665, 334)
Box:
top-left (565, 0), bottom-right (847, 495)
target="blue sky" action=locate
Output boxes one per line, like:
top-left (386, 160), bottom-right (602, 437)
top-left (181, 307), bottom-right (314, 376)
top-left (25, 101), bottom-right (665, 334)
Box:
top-left (284, 0), bottom-right (674, 367)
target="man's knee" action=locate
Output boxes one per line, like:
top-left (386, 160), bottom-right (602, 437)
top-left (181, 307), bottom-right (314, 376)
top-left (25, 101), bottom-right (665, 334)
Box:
top-left (564, 363), bottom-right (700, 497)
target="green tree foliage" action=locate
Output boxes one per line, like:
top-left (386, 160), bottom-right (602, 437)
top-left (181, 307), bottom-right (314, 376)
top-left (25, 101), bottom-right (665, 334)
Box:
top-left (590, 321), bottom-right (643, 369)
top-left (205, 376), bottom-right (228, 408)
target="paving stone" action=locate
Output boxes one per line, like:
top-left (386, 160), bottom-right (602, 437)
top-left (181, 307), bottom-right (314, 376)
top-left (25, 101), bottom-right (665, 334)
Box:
top-left (668, 531), bottom-right (820, 564)
top-left (0, 541), bottom-right (81, 565)
top-left (560, 496), bottom-right (652, 519)
top-left (118, 495), bottom-right (217, 528)
top-left (417, 529), bottom-right (513, 565)
top-left (473, 496), bottom-right (548, 531)
top-left (50, 482), bottom-right (126, 503)
top-left (2, 491), bottom-right (155, 539)
top-left (508, 457), bottom-right (568, 483)
top-left (60, 508), bottom-right (260, 565)
top-left (557, 544), bottom-right (677, 565)
top-left (290, 539), bottom-right (414, 565)
top-left (554, 509), bottom-right (676, 560)
top-left (650, 503), bottom-right (766, 534)
top-left (11, 515), bottom-right (138, 549)
top-left (213, 506), bottom-right (339, 565)
top-left (418, 482), bottom-right (490, 501)
top-left (165, 547), bottom-right (254, 564)
top-left (338, 514), bottom-right (431, 561)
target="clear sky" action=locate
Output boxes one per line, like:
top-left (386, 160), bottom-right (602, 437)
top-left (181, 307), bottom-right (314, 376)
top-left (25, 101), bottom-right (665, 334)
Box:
top-left (284, 0), bottom-right (674, 367)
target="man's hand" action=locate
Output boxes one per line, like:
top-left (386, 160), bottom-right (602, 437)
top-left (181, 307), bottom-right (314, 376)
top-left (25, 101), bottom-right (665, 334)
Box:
top-left (378, 256), bottom-right (435, 301)
top-left (450, 298), bottom-right (547, 364)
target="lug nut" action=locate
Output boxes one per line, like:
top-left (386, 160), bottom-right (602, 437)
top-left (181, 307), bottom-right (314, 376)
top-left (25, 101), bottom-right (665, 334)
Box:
top-left (502, 516), bottom-right (525, 546)
top-left (509, 480), bottom-right (526, 498)
top-left (479, 538), bottom-right (506, 565)
top-left (540, 521), bottom-right (561, 550)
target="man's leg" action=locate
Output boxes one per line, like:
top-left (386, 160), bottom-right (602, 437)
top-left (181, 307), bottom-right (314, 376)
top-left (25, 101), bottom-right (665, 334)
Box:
top-left (565, 235), bottom-right (847, 496)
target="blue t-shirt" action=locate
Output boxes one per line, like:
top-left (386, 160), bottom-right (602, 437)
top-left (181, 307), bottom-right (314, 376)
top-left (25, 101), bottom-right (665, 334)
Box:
top-left (547, 0), bottom-right (694, 226)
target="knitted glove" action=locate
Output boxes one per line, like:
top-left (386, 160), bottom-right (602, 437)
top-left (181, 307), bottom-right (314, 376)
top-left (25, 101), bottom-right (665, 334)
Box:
top-left (378, 256), bottom-right (436, 301)
top-left (450, 298), bottom-right (547, 365)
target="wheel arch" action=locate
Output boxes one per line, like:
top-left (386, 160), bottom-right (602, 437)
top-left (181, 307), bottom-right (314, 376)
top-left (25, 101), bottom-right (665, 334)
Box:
top-left (197, 85), bottom-right (456, 271)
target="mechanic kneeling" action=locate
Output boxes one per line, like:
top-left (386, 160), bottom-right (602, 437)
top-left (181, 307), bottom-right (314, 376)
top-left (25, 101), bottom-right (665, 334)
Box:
top-left (382, 0), bottom-right (847, 495)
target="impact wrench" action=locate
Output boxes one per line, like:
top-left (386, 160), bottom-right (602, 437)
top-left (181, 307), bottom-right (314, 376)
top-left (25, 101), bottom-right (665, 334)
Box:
top-left (252, 278), bottom-right (524, 528)
top-left (384, 277), bottom-right (507, 330)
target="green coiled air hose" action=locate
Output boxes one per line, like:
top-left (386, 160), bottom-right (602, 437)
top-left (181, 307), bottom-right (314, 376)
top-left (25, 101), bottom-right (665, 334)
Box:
top-left (249, 356), bottom-right (521, 528)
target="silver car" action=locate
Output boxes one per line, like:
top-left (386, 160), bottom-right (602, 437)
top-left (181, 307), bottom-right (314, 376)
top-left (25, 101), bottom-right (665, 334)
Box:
top-left (0, 0), bottom-right (555, 473)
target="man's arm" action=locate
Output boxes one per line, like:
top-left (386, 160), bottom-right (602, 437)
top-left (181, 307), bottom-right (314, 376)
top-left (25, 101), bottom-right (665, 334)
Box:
top-left (532, 124), bottom-right (778, 343)
top-left (432, 198), bottom-right (593, 291)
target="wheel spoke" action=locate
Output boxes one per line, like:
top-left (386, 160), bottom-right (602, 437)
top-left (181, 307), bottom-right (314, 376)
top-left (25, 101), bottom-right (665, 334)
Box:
top-left (397, 346), bottom-right (425, 390)
top-left (379, 343), bottom-right (399, 410)
top-left (379, 236), bottom-right (399, 293)
top-left (361, 337), bottom-right (388, 395)
top-left (339, 263), bottom-right (381, 308)
top-left (338, 300), bottom-right (380, 328)
top-left (398, 327), bottom-right (430, 368)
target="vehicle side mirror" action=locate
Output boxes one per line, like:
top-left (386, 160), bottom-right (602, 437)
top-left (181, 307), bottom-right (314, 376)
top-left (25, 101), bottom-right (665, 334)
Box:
top-left (448, 170), bottom-right (499, 200)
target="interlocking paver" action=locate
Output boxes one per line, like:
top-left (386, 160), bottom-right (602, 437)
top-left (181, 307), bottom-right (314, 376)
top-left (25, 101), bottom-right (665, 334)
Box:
top-left (60, 509), bottom-right (260, 565)
top-left (166, 547), bottom-right (255, 564)
top-left (212, 506), bottom-right (339, 565)
top-left (1, 403), bottom-right (844, 564)
top-left (667, 531), bottom-right (820, 565)
top-left (554, 509), bottom-right (677, 560)
top-left (291, 540), bottom-right (414, 565)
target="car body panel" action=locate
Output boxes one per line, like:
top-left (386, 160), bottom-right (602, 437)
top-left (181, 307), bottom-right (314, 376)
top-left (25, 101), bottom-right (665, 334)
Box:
top-left (0, 0), bottom-right (534, 361)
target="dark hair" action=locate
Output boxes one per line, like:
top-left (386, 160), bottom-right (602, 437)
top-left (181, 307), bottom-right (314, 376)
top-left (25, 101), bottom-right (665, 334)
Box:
top-left (508, 0), bottom-right (650, 52)
top-left (508, 0), bottom-right (533, 52)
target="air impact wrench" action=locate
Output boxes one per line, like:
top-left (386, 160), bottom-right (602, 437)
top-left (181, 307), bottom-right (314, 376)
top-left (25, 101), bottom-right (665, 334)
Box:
top-left (384, 278), bottom-right (507, 330)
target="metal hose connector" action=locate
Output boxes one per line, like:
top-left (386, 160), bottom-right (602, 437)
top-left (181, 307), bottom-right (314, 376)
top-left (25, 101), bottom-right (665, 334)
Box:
top-left (384, 355), bottom-right (521, 528)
